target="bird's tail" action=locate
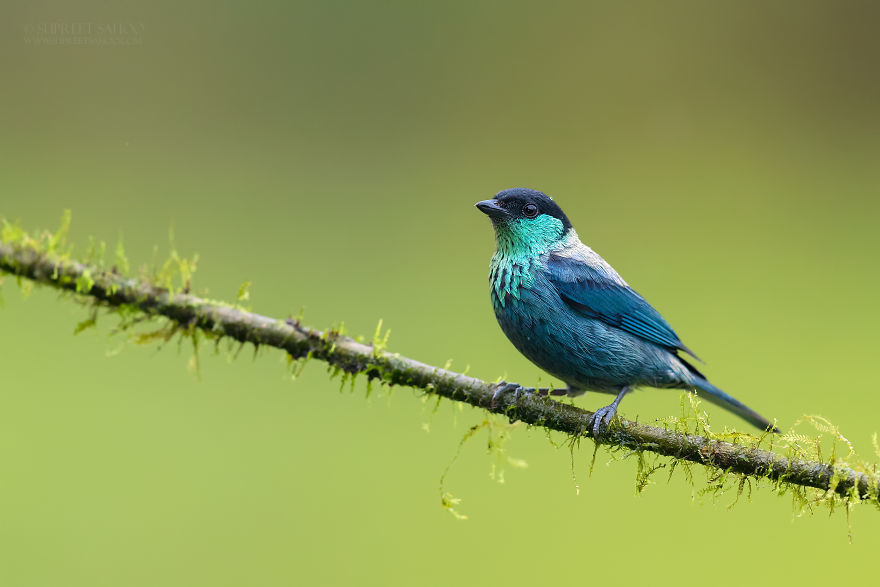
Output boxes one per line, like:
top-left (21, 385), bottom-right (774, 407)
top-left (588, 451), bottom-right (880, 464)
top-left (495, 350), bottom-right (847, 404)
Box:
top-left (689, 377), bottom-right (779, 433)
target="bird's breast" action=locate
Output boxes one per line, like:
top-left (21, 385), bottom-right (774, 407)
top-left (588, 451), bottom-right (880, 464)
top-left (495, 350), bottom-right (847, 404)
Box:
top-left (488, 254), bottom-right (540, 309)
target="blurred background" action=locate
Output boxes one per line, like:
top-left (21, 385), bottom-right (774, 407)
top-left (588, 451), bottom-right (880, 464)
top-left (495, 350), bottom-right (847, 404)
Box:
top-left (1, 1), bottom-right (878, 585)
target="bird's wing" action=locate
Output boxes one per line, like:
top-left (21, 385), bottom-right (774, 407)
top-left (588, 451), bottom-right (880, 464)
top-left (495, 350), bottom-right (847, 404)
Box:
top-left (546, 247), bottom-right (699, 359)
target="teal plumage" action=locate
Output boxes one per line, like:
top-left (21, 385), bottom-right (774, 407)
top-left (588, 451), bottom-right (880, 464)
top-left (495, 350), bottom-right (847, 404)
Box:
top-left (477, 188), bottom-right (778, 434)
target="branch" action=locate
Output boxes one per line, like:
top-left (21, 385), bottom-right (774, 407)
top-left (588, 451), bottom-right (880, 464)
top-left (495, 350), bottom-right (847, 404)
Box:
top-left (1, 239), bottom-right (878, 504)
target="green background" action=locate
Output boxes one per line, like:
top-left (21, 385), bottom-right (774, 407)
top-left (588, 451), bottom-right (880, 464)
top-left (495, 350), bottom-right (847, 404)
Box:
top-left (2, 1), bottom-right (878, 585)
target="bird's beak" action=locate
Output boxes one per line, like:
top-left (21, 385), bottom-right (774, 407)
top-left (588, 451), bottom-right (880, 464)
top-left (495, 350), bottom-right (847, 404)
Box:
top-left (475, 199), bottom-right (508, 219)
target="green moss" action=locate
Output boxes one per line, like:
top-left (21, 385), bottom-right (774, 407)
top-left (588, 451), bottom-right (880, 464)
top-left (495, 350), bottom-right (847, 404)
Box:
top-left (236, 281), bottom-right (252, 306)
top-left (48, 210), bottom-right (71, 253)
top-left (75, 269), bottom-right (95, 293)
top-left (1, 218), bottom-right (25, 244)
top-left (634, 451), bottom-right (666, 494)
top-left (187, 325), bottom-right (202, 379)
top-left (371, 319), bottom-right (391, 355)
top-left (73, 308), bottom-right (99, 335)
top-left (115, 238), bottom-right (130, 275)
top-left (585, 392), bottom-right (880, 526)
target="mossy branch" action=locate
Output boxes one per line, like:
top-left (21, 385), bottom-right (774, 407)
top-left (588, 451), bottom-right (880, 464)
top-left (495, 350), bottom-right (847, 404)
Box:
top-left (1, 237), bottom-right (878, 505)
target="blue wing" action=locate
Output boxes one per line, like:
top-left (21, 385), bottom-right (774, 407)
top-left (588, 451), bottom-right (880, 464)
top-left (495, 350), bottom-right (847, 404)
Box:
top-left (546, 250), bottom-right (700, 360)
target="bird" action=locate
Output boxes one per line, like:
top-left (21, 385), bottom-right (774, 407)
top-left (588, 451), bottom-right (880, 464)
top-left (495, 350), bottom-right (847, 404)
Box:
top-left (475, 187), bottom-right (778, 435)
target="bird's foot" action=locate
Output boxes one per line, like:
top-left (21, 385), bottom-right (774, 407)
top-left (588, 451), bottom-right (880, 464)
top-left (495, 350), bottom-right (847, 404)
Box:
top-left (589, 404), bottom-right (619, 437)
top-left (490, 381), bottom-right (536, 409)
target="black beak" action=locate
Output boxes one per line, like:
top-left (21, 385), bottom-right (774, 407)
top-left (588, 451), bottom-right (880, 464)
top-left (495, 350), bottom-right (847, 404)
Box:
top-left (475, 199), bottom-right (508, 218)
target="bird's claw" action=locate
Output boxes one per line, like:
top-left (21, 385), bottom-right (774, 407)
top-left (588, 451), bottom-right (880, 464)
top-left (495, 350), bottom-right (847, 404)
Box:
top-left (589, 405), bottom-right (618, 437)
top-left (490, 381), bottom-right (534, 409)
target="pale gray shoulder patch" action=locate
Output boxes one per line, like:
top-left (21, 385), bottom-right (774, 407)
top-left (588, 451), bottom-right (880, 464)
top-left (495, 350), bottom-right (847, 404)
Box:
top-left (552, 232), bottom-right (629, 287)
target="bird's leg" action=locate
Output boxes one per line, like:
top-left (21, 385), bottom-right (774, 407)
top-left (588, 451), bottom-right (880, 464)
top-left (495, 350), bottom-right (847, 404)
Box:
top-left (536, 387), bottom-right (569, 397)
top-left (589, 386), bottom-right (632, 437)
top-left (490, 382), bottom-right (568, 408)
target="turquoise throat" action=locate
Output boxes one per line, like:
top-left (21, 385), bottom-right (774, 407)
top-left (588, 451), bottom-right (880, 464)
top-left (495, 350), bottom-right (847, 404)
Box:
top-left (488, 215), bottom-right (573, 307)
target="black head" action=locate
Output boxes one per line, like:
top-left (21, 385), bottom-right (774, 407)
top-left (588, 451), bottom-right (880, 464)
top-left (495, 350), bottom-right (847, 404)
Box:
top-left (475, 188), bottom-right (572, 232)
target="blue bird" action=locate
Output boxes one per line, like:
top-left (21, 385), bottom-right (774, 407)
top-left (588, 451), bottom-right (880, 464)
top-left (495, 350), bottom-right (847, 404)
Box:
top-left (476, 188), bottom-right (778, 435)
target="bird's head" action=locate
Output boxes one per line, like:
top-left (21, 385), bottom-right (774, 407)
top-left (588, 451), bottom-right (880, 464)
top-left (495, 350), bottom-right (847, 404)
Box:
top-left (476, 188), bottom-right (573, 257)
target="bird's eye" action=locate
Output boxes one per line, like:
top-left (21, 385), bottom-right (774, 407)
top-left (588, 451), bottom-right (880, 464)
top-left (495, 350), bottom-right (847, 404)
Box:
top-left (523, 203), bottom-right (538, 218)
